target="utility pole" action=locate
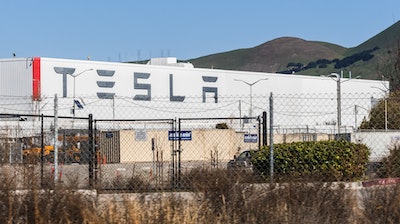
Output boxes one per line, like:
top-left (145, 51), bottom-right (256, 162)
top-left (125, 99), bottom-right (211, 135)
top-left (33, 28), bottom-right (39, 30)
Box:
top-left (234, 78), bottom-right (268, 118)
top-left (327, 73), bottom-right (360, 134)
top-left (67, 69), bottom-right (93, 126)
top-left (371, 86), bottom-right (389, 131)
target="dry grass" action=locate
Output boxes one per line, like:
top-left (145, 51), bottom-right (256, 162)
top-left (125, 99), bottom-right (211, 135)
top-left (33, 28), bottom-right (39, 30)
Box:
top-left (2, 165), bottom-right (400, 223)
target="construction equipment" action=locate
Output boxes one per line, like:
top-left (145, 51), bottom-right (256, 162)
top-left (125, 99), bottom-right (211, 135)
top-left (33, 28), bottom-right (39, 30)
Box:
top-left (21, 130), bottom-right (91, 164)
top-left (23, 145), bottom-right (54, 163)
top-left (59, 131), bottom-right (90, 164)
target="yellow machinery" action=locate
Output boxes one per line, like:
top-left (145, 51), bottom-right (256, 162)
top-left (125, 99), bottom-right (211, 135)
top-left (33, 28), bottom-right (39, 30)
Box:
top-left (22, 132), bottom-right (90, 164)
top-left (59, 133), bottom-right (88, 163)
top-left (22, 145), bottom-right (54, 163)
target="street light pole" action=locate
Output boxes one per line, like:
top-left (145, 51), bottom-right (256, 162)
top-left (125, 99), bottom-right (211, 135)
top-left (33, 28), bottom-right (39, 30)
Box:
top-left (354, 105), bottom-right (358, 131)
top-left (250, 83), bottom-right (253, 117)
top-left (68, 69), bottom-right (93, 118)
top-left (337, 75), bottom-right (341, 133)
top-left (73, 74), bottom-right (76, 116)
top-left (327, 73), bottom-right (360, 134)
top-left (354, 105), bottom-right (368, 131)
top-left (234, 78), bottom-right (268, 118)
top-left (385, 98), bottom-right (388, 131)
top-left (371, 86), bottom-right (389, 131)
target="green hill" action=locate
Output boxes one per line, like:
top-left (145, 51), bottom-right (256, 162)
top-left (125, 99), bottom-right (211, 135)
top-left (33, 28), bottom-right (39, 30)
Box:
top-left (185, 20), bottom-right (400, 80)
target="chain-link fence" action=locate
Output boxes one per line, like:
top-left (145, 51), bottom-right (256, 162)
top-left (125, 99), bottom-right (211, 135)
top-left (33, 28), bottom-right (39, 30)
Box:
top-left (92, 116), bottom-right (267, 191)
top-left (1, 91), bottom-right (399, 191)
top-left (94, 118), bottom-right (174, 191)
top-left (272, 92), bottom-right (394, 165)
top-left (0, 113), bottom-right (92, 189)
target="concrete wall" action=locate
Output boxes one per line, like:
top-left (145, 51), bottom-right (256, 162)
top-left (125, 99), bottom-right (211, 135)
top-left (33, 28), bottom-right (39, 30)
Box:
top-left (102, 129), bottom-right (333, 163)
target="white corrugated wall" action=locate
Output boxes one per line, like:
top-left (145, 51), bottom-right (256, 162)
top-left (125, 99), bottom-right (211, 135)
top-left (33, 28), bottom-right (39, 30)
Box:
top-left (0, 58), bottom-right (32, 96)
top-left (0, 58), bottom-right (34, 113)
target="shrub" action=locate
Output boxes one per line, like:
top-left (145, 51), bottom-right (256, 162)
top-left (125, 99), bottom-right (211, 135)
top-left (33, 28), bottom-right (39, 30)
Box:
top-left (376, 145), bottom-right (400, 178)
top-left (252, 140), bottom-right (370, 182)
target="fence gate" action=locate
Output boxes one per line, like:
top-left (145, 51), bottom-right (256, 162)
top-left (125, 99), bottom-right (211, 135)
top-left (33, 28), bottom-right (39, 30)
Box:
top-left (94, 115), bottom-right (268, 191)
top-left (175, 115), bottom-right (266, 188)
top-left (94, 119), bottom-right (175, 191)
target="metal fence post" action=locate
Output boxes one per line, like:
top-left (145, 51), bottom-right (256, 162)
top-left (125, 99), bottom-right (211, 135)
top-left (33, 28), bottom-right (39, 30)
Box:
top-left (258, 116), bottom-right (261, 149)
top-left (40, 114), bottom-right (44, 188)
top-left (262, 111), bottom-right (267, 146)
top-left (94, 119), bottom-right (98, 187)
top-left (269, 93), bottom-right (274, 184)
top-left (54, 94), bottom-right (59, 182)
top-left (178, 118), bottom-right (182, 189)
top-left (88, 114), bottom-right (94, 188)
top-left (171, 118), bottom-right (176, 189)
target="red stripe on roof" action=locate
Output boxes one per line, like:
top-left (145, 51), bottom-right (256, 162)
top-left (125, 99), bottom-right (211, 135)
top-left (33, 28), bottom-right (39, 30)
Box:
top-left (32, 57), bottom-right (41, 100)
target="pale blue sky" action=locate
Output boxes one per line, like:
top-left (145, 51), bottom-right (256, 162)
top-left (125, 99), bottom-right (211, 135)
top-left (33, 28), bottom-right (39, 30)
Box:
top-left (1, 0), bottom-right (399, 62)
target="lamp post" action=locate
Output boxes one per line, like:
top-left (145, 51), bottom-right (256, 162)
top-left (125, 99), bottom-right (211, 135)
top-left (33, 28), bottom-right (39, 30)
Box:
top-left (68, 69), bottom-right (93, 117)
top-left (327, 73), bottom-right (360, 134)
top-left (371, 86), bottom-right (389, 131)
top-left (384, 96), bottom-right (388, 131)
top-left (354, 105), bottom-right (369, 131)
top-left (234, 78), bottom-right (268, 118)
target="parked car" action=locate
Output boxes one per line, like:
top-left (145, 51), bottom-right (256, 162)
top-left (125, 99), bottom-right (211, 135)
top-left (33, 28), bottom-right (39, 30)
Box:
top-left (227, 150), bottom-right (253, 171)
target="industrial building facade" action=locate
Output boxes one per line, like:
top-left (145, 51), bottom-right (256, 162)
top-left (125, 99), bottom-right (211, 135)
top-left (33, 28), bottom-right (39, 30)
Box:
top-left (0, 57), bottom-right (387, 122)
top-left (0, 57), bottom-right (390, 167)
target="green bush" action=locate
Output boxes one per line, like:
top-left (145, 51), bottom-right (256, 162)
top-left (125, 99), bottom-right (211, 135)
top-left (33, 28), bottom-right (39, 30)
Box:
top-left (376, 145), bottom-right (400, 178)
top-left (252, 140), bottom-right (370, 182)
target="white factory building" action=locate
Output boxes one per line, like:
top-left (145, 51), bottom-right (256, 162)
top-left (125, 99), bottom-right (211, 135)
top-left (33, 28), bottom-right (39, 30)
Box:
top-left (0, 57), bottom-right (388, 132)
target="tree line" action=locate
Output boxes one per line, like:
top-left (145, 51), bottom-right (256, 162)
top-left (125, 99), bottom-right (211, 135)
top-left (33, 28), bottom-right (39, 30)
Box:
top-left (278, 47), bottom-right (379, 74)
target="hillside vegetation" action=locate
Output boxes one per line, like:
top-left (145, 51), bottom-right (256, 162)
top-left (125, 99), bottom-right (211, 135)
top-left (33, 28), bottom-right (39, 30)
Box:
top-left (186, 20), bottom-right (400, 80)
